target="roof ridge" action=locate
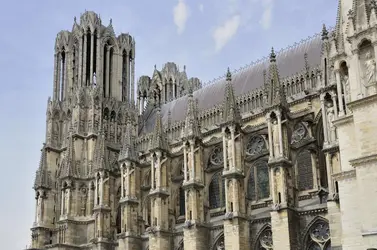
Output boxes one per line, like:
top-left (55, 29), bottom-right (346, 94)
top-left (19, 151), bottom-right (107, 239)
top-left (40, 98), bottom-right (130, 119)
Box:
top-left (200, 27), bottom-right (334, 90)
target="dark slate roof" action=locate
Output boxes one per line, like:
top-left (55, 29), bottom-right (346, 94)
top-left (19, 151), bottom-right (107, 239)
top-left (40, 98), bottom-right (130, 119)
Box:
top-left (141, 32), bottom-right (323, 134)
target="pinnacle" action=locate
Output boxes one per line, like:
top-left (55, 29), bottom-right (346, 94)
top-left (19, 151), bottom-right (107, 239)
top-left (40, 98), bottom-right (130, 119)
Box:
top-left (270, 47), bottom-right (276, 62)
top-left (226, 67), bottom-right (232, 82)
top-left (322, 24), bottom-right (328, 40)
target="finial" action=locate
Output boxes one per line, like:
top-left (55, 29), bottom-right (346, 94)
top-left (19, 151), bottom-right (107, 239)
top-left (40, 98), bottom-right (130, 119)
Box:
top-left (74, 16), bottom-right (77, 23)
top-left (184, 65), bottom-right (186, 71)
top-left (226, 67), bottom-right (232, 81)
top-left (110, 18), bottom-right (112, 25)
top-left (321, 24), bottom-right (328, 40)
top-left (154, 64), bottom-right (157, 70)
top-left (270, 47), bottom-right (276, 62)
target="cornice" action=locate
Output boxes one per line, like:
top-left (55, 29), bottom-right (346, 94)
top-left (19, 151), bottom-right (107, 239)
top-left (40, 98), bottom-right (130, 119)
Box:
top-left (348, 94), bottom-right (377, 111)
top-left (332, 114), bottom-right (353, 127)
top-left (349, 153), bottom-right (377, 168)
top-left (332, 169), bottom-right (356, 181)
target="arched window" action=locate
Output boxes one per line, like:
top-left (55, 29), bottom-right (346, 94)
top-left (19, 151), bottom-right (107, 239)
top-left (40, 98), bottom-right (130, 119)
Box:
top-left (297, 150), bottom-right (314, 191)
top-left (179, 187), bottom-right (185, 216)
top-left (304, 219), bottom-right (331, 250)
top-left (209, 171), bottom-right (225, 209)
top-left (256, 226), bottom-right (273, 250)
top-left (247, 161), bottom-right (270, 201)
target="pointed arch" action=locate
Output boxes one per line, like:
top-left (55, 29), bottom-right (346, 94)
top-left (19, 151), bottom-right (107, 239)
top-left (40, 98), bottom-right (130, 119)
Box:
top-left (247, 160), bottom-right (270, 201)
top-left (208, 171), bottom-right (225, 209)
top-left (254, 224), bottom-right (273, 250)
top-left (211, 232), bottom-right (224, 250)
top-left (302, 216), bottom-right (331, 250)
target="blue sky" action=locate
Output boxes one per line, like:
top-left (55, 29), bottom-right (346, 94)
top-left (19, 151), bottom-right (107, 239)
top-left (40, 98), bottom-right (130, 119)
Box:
top-left (0, 0), bottom-right (338, 249)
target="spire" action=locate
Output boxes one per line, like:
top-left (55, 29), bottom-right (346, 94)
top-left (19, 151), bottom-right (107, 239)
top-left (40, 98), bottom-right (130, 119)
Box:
top-left (264, 48), bottom-right (286, 108)
top-left (149, 108), bottom-right (168, 152)
top-left (118, 121), bottom-right (138, 163)
top-left (322, 24), bottom-right (329, 40)
top-left (222, 67), bottom-right (241, 126)
top-left (183, 89), bottom-right (201, 140)
top-left (33, 144), bottom-right (52, 190)
top-left (59, 126), bottom-right (79, 179)
top-left (93, 129), bottom-right (109, 173)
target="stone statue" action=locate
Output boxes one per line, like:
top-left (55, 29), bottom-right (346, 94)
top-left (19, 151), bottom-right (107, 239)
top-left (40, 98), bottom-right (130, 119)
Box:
top-left (342, 75), bottom-right (350, 103)
top-left (364, 51), bottom-right (376, 85)
top-left (216, 240), bottom-right (225, 250)
top-left (272, 120), bottom-right (280, 157)
top-left (227, 138), bottom-right (233, 169)
top-left (326, 102), bottom-right (336, 142)
top-left (93, 72), bottom-right (97, 85)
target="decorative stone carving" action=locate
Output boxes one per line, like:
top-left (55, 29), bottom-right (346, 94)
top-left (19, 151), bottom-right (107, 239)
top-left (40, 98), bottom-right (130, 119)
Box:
top-left (363, 51), bottom-right (377, 85)
top-left (272, 120), bottom-right (280, 157)
top-left (291, 123), bottom-right (307, 144)
top-left (342, 75), bottom-right (350, 104)
top-left (310, 222), bottom-right (330, 243)
top-left (210, 147), bottom-right (223, 166)
top-left (246, 135), bottom-right (266, 156)
top-left (260, 229), bottom-right (273, 249)
top-left (326, 102), bottom-right (336, 142)
top-left (215, 240), bottom-right (224, 250)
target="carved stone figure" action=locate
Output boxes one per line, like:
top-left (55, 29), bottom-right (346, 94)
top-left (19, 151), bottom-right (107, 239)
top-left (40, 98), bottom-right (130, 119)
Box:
top-left (342, 75), bottom-right (350, 103)
top-left (364, 51), bottom-right (377, 85)
top-left (326, 102), bottom-right (336, 142)
top-left (227, 138), bottom-right (233, 169)
top-left (216, 240), bottom-right (225, 250)
top-left (272, 120), bottom-right (280, 157)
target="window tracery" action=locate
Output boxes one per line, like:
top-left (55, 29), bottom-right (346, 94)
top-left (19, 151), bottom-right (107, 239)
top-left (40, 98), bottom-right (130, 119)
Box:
top-left (246, 135), bottom-right (266, 156)
top-left (257, 227), bottom-right (273, 250)
top-left (291, 122), bottom-right (307, 144)
top-left (209, 171), bottom-right (225, 209)
top-left (247, 161), bottom-right (270, 201)
top-left (297, 150), bottom-right (314, 191)
top-left (210, 147), bottom-right (224, 166)
top-left (305, 220), bottom-right (331, 250)
top-left (179, 187), bottom-right (185, 216)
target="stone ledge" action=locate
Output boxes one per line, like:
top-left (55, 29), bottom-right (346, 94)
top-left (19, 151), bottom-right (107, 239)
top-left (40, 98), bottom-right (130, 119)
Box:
top-left (333, 114), bottom-right (353, 128)
top-left (362, 228), bottom-right (377, 237)
top-left (349, 153), bottom-right (377, 168)
top-left (348, 93), bottom-right (377, 111)
top-left (332, 169), bottom-right (356, 181)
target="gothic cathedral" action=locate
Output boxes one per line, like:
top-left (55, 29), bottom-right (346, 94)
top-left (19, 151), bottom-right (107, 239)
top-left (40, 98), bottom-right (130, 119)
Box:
top-left (27, 1), bottom-right (377, 250)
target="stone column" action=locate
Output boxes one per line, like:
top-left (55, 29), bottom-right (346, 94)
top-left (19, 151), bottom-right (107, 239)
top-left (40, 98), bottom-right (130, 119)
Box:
top-left (57, 53), bottom-right (61, 101)
top-left (320, 95), bottom-right (329, 144)
top-left (61, 190), bottom-right (64, 215)
top-left (157, 153), bottom-right (161, 187)
top-left (222, 129), bottom-right (228, 170)
top-left (94, 177), bottom-right (98, 205)
top-left (183, 145), bottom-right (188, 181)
top-left (332, 92), bottom-right (338, 119)
top-left (131, 58), bottom-right (135, 103)
top-left (105, 47), bottom-right (110, 97)
top-left (67, 189), bottom-right (71, 214)
top-left (190, 141), bottom-right (195, 180)
top-left (151, 156), bottom-right (155, 189)
top-left (277, 112), bottom-right (283, 157)
top-left (100, 174), bottom-right (104, 204)
top-left (267, 116), bottom-right (274, 158)
top-left (126, 163), bottom-right (131, 196)
top-left (335, 69), bottom-right (345, 116)
top-left (83, 33), bottom-right (87, 86)
top-left (53, 53), bottom-right (58, 100)
top-left (78, 36), bottom-right (83, 86)
top-left (325, 153), bottom-right (334, 195)
top-left (35, 195), bottom-right (38, 223)
top-left (230, 127), bottom-right (236, 169)
top-left (121, 165), bottom-right (125, 197)
top-left (90, 33), bottom-right (94, 84)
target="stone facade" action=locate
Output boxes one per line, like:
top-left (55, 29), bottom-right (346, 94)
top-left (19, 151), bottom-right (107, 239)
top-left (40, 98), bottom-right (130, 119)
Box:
top-left (27, 1), bottom-right (377, 249)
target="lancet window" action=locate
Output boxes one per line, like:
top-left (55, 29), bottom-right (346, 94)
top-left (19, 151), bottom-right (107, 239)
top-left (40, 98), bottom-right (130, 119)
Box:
top-left (247, 161), bottom-right (270, 201)
top-left (209, 171), bottom-right (226, 209)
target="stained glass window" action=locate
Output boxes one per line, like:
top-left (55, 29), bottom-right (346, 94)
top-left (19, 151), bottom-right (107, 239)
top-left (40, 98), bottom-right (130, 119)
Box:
top-left (247, 161), bottom-right (270, 201)
top-left (209, 171), bottom-right (225, 209)
top-left (297, 150), bottom-right (314, 191)
top-left (247, 166), bottom-right (256, 200)
top-left (257, 161), bottom-right (270, 200)
top-left (179, 187), bottom-right (185, 216)
top-left (305, 221), bottom-right (331, 250)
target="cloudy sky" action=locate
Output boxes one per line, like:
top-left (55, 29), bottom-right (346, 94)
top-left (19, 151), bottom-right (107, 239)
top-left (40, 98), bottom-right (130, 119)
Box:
top-left (0, 0), bottom-right (338, 249)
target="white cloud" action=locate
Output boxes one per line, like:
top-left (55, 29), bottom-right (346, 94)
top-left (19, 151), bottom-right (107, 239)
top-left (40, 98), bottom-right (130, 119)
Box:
top-left (259, 0), bottom-right (274, 29)
top-left (199, 3), bottom-right (204, 13)
top-left (173, 0), bottom-right (190, 34)
top-left (213, 15), bottom-right (241, 52)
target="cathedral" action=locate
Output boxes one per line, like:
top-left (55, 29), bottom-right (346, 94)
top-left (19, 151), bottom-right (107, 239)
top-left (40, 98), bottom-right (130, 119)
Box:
top-left (27, 0), bottom-right (377, 249)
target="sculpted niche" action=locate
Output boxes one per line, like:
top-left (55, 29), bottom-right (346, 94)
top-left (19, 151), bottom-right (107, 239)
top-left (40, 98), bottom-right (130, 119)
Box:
top-left (359, 40), bottom-right (377, 96)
